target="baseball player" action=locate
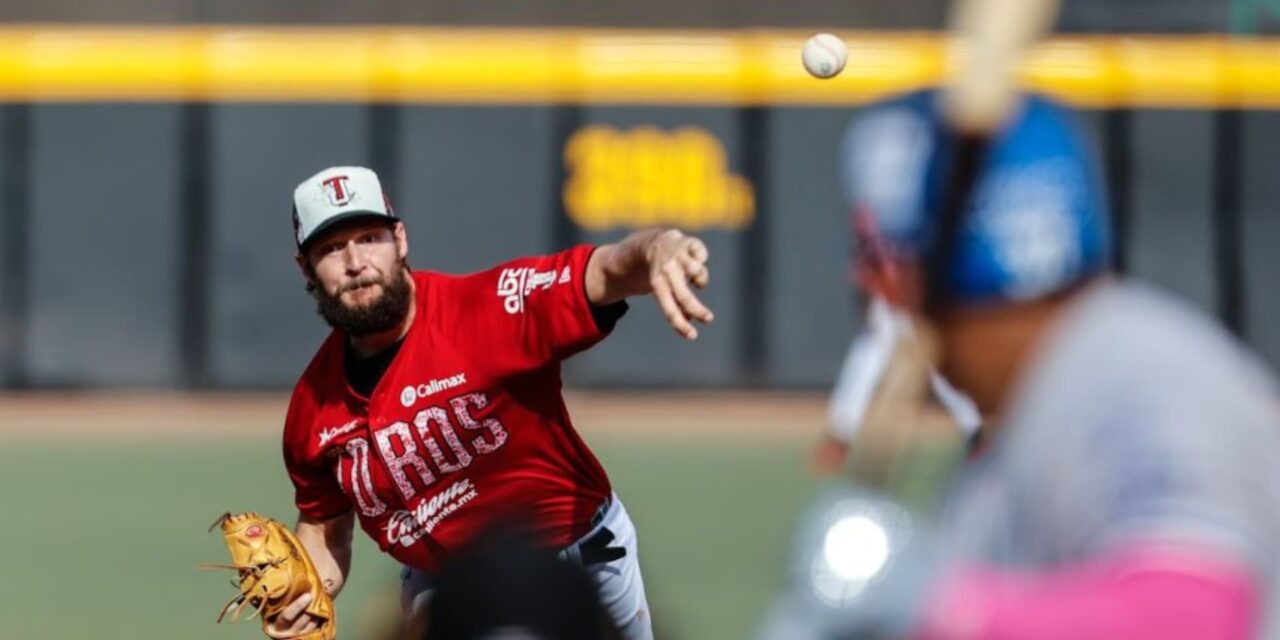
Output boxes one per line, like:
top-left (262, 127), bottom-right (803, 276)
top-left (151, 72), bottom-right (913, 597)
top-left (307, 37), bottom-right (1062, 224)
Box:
top-left (762, 89), bottom-right (1280, 640)
top-left (269, 166), bottom-right (714, 640)
top-left (811, 129), bottom-right (985, 475)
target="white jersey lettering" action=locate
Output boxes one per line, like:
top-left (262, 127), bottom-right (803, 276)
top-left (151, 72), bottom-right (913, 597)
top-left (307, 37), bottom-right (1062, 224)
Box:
top-left (374, 422), bottom-right (437, 501)
top-left (451, 392), bottom-right (508, 455)
top-left (343, 437), bottom-right (387, 518)
top-left (415, 406), bottom-right (473, 473)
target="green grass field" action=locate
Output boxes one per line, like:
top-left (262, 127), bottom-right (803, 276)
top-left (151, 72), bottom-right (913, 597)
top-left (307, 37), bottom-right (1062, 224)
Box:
top-left (0, 436), bottom-right (819, 640)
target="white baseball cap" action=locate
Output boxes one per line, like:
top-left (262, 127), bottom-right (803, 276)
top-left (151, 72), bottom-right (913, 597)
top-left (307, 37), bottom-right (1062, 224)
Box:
top-left (292, 166), bottom-right (396, 247)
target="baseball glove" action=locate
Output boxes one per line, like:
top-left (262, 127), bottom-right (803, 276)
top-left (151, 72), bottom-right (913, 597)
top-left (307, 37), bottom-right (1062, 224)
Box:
top-left (201, 512), bottom-right (337, 640)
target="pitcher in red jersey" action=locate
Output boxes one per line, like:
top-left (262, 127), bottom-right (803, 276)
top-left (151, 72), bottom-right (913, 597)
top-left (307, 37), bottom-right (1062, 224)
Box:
top-left (270, 166), bottom-right (714, 640)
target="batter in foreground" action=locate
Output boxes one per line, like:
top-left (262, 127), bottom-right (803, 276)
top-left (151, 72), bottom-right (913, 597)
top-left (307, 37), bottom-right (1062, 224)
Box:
top-left (761, 89), bottom-right (1280, 640)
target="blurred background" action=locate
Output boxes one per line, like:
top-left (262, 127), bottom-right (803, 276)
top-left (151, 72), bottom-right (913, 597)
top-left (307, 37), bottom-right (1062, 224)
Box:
top-left (2, 0), bottom-right (1280, 638)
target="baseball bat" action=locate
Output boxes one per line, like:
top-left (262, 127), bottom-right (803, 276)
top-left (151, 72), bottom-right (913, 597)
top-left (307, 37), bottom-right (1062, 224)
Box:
top-left (929, 0), bottom-right (1062, 307)
top-left (855, 0), bottom-right (1061, 490)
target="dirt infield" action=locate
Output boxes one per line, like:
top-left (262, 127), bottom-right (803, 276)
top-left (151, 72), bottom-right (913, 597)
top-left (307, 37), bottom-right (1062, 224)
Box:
top-left (0, 390), bottom-right (828, 443)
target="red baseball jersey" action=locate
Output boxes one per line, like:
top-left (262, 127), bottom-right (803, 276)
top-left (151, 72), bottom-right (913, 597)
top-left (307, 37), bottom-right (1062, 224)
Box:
top-left (283, 245), bottom-right (618, 573)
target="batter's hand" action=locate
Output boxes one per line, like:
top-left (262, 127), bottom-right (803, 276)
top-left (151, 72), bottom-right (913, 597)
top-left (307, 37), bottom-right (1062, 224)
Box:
top-left (646, 229), bottom-right (714, 340)
top-left (810, 435), bottom-right (851, 478)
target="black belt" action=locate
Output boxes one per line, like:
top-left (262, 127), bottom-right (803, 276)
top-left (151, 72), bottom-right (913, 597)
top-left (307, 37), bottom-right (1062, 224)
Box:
top-left (573, 526), bottom-right (626, 565)
top-left (563, 497), bottom-right (626, 566)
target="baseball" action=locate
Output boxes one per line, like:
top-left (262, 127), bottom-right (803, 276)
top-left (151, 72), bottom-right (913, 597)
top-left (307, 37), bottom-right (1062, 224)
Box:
top-left (802, 33), bottom-right (848, 79)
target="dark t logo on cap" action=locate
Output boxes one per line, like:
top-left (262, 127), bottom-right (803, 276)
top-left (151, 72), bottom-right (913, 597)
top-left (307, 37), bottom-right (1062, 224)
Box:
top-left (320, 175), bottom-right (355, 207)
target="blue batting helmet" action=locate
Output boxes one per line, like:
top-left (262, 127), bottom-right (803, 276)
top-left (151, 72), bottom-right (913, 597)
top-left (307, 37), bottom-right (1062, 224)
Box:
top-left (839, 89), bottom-right (1111, 304)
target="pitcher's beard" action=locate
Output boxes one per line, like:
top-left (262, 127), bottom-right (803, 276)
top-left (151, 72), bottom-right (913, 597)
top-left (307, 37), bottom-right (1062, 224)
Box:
top-left (313, 269), bottom-right (413, 337)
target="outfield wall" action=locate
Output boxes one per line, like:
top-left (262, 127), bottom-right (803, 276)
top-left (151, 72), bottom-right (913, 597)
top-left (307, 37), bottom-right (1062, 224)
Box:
top-left (1, 29), bottom-right (1279, 389)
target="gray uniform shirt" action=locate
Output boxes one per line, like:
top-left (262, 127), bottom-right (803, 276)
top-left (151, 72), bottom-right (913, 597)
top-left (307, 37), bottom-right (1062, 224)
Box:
top-left (938, 280), bottom-right (1280, 631)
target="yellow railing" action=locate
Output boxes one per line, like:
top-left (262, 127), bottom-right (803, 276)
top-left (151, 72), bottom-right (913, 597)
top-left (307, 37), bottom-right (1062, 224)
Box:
top-left (0, 27), bottom-right (1277, 107)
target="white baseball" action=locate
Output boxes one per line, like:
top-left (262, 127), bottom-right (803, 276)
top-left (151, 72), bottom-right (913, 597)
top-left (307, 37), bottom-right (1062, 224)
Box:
top-left (801, 33), bottom-right (848, 79)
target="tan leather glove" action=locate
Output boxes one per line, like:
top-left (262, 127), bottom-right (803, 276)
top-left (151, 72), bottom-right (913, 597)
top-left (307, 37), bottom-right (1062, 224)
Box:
top-left (202, 512), bottom-right (337, 640)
